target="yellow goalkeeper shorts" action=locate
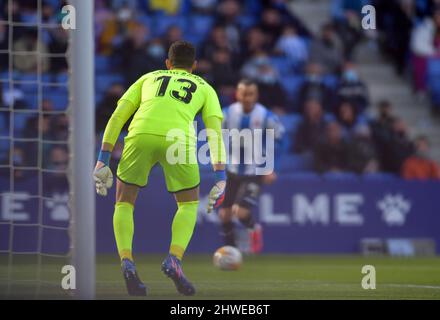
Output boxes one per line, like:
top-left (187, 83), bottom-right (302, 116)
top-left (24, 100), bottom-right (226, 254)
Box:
top-left (117, 134), bottom-right (200, 192)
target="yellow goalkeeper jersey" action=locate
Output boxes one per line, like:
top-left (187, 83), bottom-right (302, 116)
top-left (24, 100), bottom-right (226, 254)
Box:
top-left (118, 69), bottom-right (223, 141)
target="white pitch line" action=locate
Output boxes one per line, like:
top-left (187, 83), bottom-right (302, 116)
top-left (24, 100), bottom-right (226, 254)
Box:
top-left (385, 284), bottom-right (440, 290)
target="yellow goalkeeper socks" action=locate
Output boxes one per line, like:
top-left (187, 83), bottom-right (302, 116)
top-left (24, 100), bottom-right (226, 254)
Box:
top-left (113, 202), bottom-right (134, 262)
top-left (170, 201), bottom-right (199, 260)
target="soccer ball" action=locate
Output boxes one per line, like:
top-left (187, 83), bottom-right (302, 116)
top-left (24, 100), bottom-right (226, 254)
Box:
top-left (213, 246), bottom-right (242, 271)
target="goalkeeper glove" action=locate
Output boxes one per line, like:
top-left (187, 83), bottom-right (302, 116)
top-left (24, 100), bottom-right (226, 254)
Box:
top-left (207, 170), bottom-right (226, 213)
top-left (93, 150), bottom-right (113, 196)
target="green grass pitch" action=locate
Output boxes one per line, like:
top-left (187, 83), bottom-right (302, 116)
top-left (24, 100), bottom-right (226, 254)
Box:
top-left (1, 254), bottom-right (440, 299)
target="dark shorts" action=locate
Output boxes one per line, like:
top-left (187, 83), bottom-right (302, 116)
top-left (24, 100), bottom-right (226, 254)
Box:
top-left (221, 172), bottom-right (263, 209)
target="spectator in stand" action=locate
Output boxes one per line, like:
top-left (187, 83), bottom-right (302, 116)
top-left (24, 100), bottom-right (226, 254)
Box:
top-left (95, 0), bottom-right (117, 47)
top-left (24, 113), bottom-right (50, 141)
top-left (98, 4), bottom-right (138, 56)
top-left (331, 0), bottom-right (364, 60)
top-left (297, 63), bottom-right (335, 112)
top-left (309, 22), bottom-right (344, 75)
top-left (211, 48), bottom-right (239, 99)
top-left (148, 0), bottom-right (181, 15)
top-left (335, 100), bottom-right (365, 139)
top-left (383, 117), bottom-right (415, 174)
top-left (346, 125), bottom-right (379, 174)
top-left (12, 145), bottom-right (27, 180)
top-left (240, 26), bottom-right (270, 64)
top-left (261, 0), bottom-right (311, 37)
top-left (216, 0), bottom-right (242, 52)
top-left (96, 83), bottom-right (126, 133)
top-left (52, 114), bottom-right (69, 142)
top-left (164, 25), bottom-right (183, 50)
top-left (314, 121), bottom-right (349, 173)
top-left (47, 146), bottom-right (68, 170)
top-left (370, 100), bottom-right (401, 172)
top-left (258, 8), bottom-right (284, 47)
top-left (292, 99), bottom-right (327, 154)
top-left (115, 23), bottom-right (160, 85)
top-left (13, 28), bottom-right (49, 73)
top-left (410, 5), bottom-right (440, 94)
top-left (1, 81), bottom-right (27, 109)
top-left (47, 26), bottom-right (69, 73)
top-left (402, 135), bottom-right (440, 179)
top-left (194, 58), bottom-right (213, 83)
top-left (191, 0), bottom-right (218, 14)
top-left (0, 23), bottom-right (8, 71)
top-left (241, 50), bottom-right (286, 113)
top-left (201, 25), bottom-right (234, 62)
top-left (274, 25), bottom-right (308, 69)
top-left (336, 61), bottom-right (369, 113)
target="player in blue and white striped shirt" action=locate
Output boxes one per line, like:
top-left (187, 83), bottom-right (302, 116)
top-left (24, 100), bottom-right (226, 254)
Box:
top-left (219, 79), bottom-right (285, 253)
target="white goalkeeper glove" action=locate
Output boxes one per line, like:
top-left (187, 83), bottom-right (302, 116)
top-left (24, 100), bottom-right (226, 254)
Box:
top-left (93, 150), bottom-right (113, 196)
top-left (207, 170), bottom-right (226, 214)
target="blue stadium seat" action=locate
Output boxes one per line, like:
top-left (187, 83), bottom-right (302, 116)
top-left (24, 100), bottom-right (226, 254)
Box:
top-left (271, 56), bottom-right (293, 77)
top-left (324, 113), bottom-right (336, 122)
top-left (95, 55), bottom-right (110, 72)
top-left (42, 73), bottom-right (56, 84)
top-left (152, 15), bottom-right (187, 37)
top-left (0, 114), bottom-right (7, 137)
top-left (15, 72), bottom-right (37, 82)
top-left (279, 75), bottom-right (304, 100)
top-left (0, 71), bottom-right (10, 80)
top-left (184, 34), bottom-right (204, 47)
top-left (363, 173), bottom-right (398, 181)
top-left (323, 74), bottom-right (339, 89)
top-left (13, 113), bottom-right (34, 137)
top-left (244, 0), bottom-right (263, 15)
top-left (19, 83), bottom-right (38, 94)
top-left (322, 172), bottom-right (359, 181)
top-left (95, 73), bottom-right (124, 93)
top-left (279, 114), bottom-right (302, 134)
top-left (239, 15), bottom-right (257, 30)
top-left (56, 72), bottom-right (68, 84)
top-left (188, 15), bottom-right (214, 39)
top-left (427, 58), bottom-right (440, 106)
top-left (21, 92), bottom-right (38, 110)
top-left (278, 154), bottom-right (314, 173)
top-left (95, 55), bottom-right (110, 73)
top-left (136, 15), bottom-right (152, 29)
top-left (44, 0), bottom-right (61, 8)
top-left (21, 13), bottom-right (38, 24)
top-left (279, 114), bottom-right (303, 151)
top-left (427, 58), bottom-right (440, 82)
top-left (283, 172), bottom-right (321, 181)
top-left (44, 87), bottom-right (69, 111)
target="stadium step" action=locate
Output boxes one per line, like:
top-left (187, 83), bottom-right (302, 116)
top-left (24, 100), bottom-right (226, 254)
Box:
top-left (355, 41), bottom-right (440, 164)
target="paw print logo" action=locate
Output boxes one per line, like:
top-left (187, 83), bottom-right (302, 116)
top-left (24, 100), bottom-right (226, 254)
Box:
top-left (45, 193), bottom-right (70, 221)
top-left (377, 194), bottom-right (411, 226)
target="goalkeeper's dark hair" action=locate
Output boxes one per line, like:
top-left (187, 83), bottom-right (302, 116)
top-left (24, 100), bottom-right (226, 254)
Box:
top-left (168, 41), bottom-right (196, 69)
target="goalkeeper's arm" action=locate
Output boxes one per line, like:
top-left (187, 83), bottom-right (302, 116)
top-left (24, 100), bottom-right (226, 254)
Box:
top-left (94, 100), bottom-right (137, 196)
top-left (204, 116), bottom-right (227, 213)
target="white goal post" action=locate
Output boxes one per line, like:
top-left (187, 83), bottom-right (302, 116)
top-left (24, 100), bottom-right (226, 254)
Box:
top-left (68, 0), bottom-right (95, 299)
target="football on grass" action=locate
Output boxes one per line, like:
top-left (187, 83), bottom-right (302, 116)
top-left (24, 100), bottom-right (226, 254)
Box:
top-left (213, 246), bottom-right (242, 271)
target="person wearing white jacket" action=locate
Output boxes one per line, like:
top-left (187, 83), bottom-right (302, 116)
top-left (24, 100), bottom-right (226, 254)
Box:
top-left (410, 9), bottom-right (440, 92)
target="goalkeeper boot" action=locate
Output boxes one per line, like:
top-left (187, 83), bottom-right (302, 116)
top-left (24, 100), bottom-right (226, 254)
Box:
top-left (161, 254), bottom-right (196, 296)
top-left (249, 223), bottom-right (263, 254)
top-left (121, 258), bottom-right (147, 296)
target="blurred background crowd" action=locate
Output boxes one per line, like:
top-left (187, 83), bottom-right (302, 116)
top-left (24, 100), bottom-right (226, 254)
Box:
top-left (1, 0), bottom-right (440, 181)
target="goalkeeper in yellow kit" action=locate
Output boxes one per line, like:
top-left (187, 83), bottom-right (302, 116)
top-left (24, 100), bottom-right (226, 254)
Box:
top-left (93, 41), bottom-right (226, 296)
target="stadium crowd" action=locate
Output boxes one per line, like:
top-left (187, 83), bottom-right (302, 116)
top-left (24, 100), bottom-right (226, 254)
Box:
top-left (0, 0), bottom-right (439, 181)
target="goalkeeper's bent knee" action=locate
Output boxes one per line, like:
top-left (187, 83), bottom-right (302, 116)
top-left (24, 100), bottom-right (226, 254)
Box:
top-left (170, 200), bottom-right (199, 260)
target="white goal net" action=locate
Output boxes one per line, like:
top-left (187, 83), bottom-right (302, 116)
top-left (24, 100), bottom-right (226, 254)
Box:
top-left (0, 0), bottom-right (95, 299)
